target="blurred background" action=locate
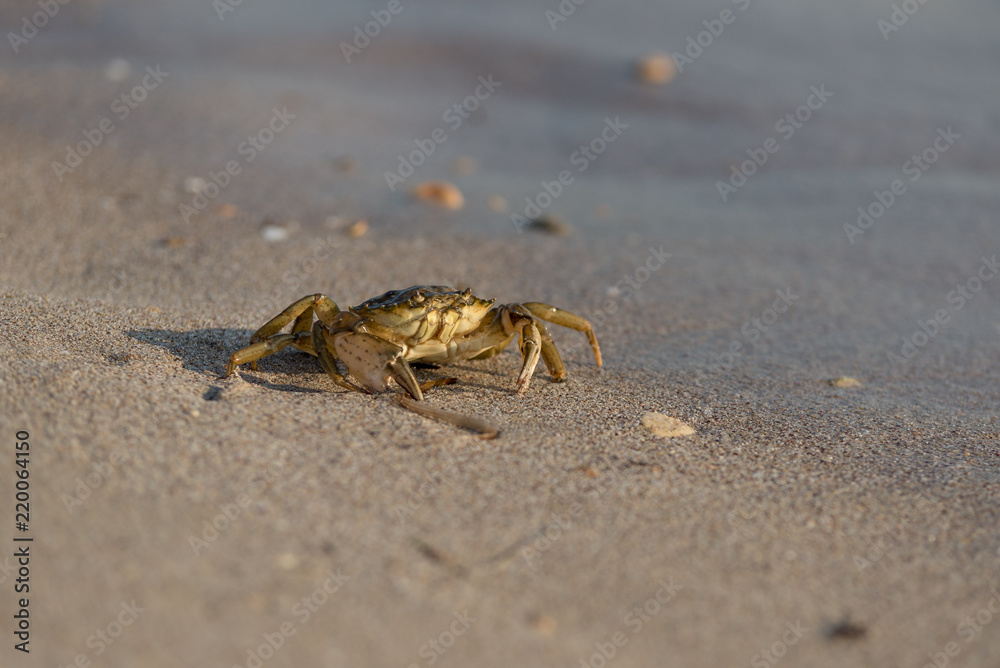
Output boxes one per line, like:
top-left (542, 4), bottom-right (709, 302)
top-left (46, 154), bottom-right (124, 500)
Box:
top-left (2, 1), bottom-right (999, 666)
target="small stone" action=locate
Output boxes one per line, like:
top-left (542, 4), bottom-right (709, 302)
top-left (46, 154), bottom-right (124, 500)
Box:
top-left (531, 614), bottom-right (558, 636)
top-left (452, 157), bottom-right (478, 175)
top-left (412, 181), bottom-right (465, 210)
top-left (487, 194), bottom-right (508, 212)
top-left (829, 377), bottom-right (862, 388)
top-left (261, 225), bottom-right (289, 242)
top-left (277, 552), bottom-right (299, 570)
top-left (526, 215), bottom-right (571, 236)
top-left (215, 203), bottom-right (239, 218)
top-left (346, 219), bottom-right (369, 238)
top-left (105, 58), bottom-right (132, 82)
top-left (642, 413), bottom-right (695, 438)
top-left (635, 52), bottom-right (677, 85)
top-left (183, 177), bottom-right (207, 194)
top-left (332, 155), bottom-right (356, 173)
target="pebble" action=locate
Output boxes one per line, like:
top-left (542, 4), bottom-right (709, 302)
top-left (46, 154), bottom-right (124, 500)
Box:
top-left (452, 157), bottom-right (478, 175)
top-left (261, 225), bottom-right (289, 242)
top-left (526, 215), bottom-right (571, 236)
top-left (183, 177), bottom-right (207, 194)
top-left (531, 614), bottom-right (558, 636)
top-left (346, 219), bottom-right (369, 238)
top-left (215, 203), bottom-right (239, 219)
top-left (277, 552), bottom-right (299, 570)
top-left (829, 377), bottom-right (862, 388)
top-left (642, 413), bottom-right (696, 438)
top-left (161, 237), bottom-right (189, 248)
top-left (412, 181), bottom-right (465, 210)
top-left (487, 194), bottom-right (508, 212)
top-left (104, 58), bottom-right (132, 82)
top-left (635, 52), bottom-right (677, 85)
top-left (332, 155), bottom-right (356, 173)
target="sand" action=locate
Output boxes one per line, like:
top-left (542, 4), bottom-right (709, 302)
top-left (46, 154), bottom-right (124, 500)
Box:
top-left (2, 0), bottom-right (999, 666)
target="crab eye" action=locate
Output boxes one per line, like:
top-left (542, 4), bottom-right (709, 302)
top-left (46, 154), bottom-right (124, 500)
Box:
top-left (412, 294), bottom-right (426, 304)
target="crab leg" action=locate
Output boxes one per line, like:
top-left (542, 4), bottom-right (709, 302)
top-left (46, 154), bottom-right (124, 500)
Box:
top-left (225, 331), bottom-right (314, 377)
top-left (529, 319), bottom-right (566, 381)
top-left (500, 307), bottom-right (544, 393)
top-left (251, 294), bottom-right (341, 343)
top-left (522, 302), bottom-right (602, 367)
top-left (398, 396), bottom-right (499, 440)
top-left (516, 321), bottom-right (543, 393)
top-left (419, 377), bottom-right (457, 392)
top-left (390, 358), bottom-right (424, 401)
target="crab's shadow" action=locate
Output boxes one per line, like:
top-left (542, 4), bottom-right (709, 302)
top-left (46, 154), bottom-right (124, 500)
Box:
top-left (126, 327), bottom-right (330, 396)
top-left (126, 327), bottom-right (510, 398)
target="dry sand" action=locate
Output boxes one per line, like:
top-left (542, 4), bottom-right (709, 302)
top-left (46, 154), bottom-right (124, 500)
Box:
top-left (1, 1), bottom-right (999, 666)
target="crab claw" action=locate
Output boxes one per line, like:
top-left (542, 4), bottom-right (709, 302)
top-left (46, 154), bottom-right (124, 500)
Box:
top-left (389, 358), bottom-right (423, 401)
top-left (333, 332), bottom-right (422, 400)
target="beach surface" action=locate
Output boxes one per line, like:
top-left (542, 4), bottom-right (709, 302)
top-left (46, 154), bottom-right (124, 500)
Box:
top-left (1, 0), bottom-right (999, 666)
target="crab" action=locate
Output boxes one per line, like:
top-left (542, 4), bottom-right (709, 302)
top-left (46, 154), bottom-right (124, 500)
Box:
top-left (224, 286), bottom-right (602, 436)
